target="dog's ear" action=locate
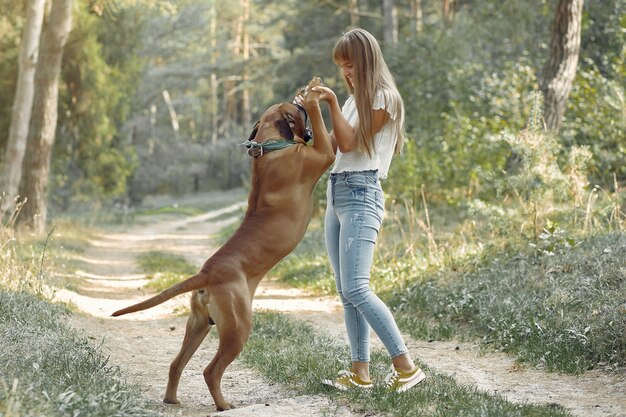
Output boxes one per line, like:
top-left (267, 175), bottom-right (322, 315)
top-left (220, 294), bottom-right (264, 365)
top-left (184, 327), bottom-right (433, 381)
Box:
top-left (247, 121), bottom-right (260, 141)
top-left (274, 116), bottom-right (294, 141)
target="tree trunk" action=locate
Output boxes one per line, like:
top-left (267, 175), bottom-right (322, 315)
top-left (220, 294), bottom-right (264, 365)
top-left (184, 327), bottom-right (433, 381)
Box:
top-left (16, 0), bottom-right (74, 233)
top-left (2, 0), bottom-right (46, 213)
top-left (241, 0), bottom-right (251, 133)
top-left (220, 17), bottom-right (243, 138)
top-left (349, 0), bottom-right (359, 27)
top-left (209, 1), bottom-right (218, 145)
top-left (443, 0), bottom-right (456, 26)
top-left (162, 89), bottom-right (180, 140)
top-left (541, 0), bottom-right (584, 132)
top-left (382, 0), bottom-right (397, 46)
top-left (411, 0), bottom-right (423, 34)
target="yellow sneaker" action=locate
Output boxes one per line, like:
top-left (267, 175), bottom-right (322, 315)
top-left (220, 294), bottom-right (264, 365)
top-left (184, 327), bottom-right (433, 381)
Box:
top-left (384, 366), bottom-right (426, 393)
top-left (322, 369), bottom-right (373, 391)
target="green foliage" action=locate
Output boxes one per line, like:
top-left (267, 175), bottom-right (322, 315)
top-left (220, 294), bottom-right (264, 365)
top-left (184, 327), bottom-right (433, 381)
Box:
top-left (0, 0), bottom-right (23, 157)
top-left (389, 233), bottom-right (625, 374)
top-left (385, 1), bottom-right (624, 202)
top-left (385, 1), bottom-right (553, 203)
top-left (562, 59), bottom-right (625, 184)
top-left (1, 0), bottom-right (624, 210)
top-left (580, 0), bottom-right (625, 78)
top-left (51, 1), bottom-right (144, 210)
top-left (391, 57), bottom-right (550, 202)
top-left (497, 94), bottom-right (571, 211)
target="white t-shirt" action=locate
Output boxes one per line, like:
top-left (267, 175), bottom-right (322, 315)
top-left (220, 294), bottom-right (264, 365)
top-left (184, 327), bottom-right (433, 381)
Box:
top-left (330, 90), bottom-right (398, 179)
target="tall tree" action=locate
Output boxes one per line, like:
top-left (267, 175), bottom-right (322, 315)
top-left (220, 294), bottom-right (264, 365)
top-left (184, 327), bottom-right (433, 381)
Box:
top-left (541, 0), bottom-right (584, 132)
top-left (2, 0), bottom-right (46, 212)
top-left (411, 0), bottom-right (423, 34)
top-left (349, 0), bottom-right (360, 27)
top-left (241, 0), bottom-right (251, 130)
top-left (220, 17), bottom-right (243, 138)
top-left (383, 0), bottom-right (398, 45)
top-left (209, 0), bottom-right (218, 145)
top-left (443, 0), bottom-right (456, 26)
top-left (16, 0), bottom-right (74, 233)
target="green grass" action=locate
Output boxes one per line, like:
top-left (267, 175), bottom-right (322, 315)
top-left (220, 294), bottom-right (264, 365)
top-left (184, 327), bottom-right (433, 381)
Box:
top-left (2, 184), bottom-right (620, 415)
top-left (388, 232), bottom-right (625, 374)
top-left (241, 311), bottom-right (571, 417)
top-left (133, 205), bottom-right (206, 217)
top-left (269, 218), bottom-right (335, 293)
top-left (137, 250), bottom-right (198, 292)
top-left (0, 218), bottom-right (162, 417)
top-left (10, 221), bottom-right (93, 285)
top-left (270, 207), bottom-right (625, 374)
top-left (0, 191), bottom-right (251, 416)
top-left (0, 291), bottom-right (162, 417)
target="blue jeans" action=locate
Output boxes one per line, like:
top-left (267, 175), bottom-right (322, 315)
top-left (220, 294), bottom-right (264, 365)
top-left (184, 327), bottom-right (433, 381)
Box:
top-left (325, 170), bottom-right (408, 362)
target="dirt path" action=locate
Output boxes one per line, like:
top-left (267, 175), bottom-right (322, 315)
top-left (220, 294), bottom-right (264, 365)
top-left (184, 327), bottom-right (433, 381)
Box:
top-left (57, 192), bottom-right (625, 417)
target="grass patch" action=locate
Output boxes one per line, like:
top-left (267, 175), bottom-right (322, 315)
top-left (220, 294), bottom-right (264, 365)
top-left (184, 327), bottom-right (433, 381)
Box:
top-left (0, 220), bottom-right (161, 416)
top-left (133, 205), bottom-right (206, 217)
top-left (269, 218), bottom-right (335, 294)
top-left (137, 251), bottom-right (198, 292)
top-left (131, 188), bottom-right (248, 221)
top-left (241, 311), bottom-right (570, 417)
top-left (270, 207), bottom-right (625, 374)
top-left (388, 232), bottom-right (626, 374)
top-left (0, 291), bottom-right (162, 417)
top-left (271, 252), bottom-right (334, 294)
top-left (10, 221), bottom-right (92, 284)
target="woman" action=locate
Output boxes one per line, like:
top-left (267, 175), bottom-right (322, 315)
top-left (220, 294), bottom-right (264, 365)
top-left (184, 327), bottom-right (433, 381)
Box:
top-left (303, 28), bottom-right (425, 393)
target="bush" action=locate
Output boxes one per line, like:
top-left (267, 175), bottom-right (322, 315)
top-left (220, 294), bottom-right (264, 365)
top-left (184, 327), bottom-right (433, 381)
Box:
top-left (389, 232), bottom-right (626, 373)
top-left (562, 60), bottom-right (626, 185)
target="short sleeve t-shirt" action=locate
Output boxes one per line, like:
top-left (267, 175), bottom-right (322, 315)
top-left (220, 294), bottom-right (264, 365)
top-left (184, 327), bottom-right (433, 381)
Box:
top-left (330, 90), bottom-right (398, 179)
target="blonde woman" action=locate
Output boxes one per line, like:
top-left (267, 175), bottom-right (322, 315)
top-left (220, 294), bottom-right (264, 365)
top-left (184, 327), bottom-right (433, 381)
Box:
top-left (303, 28), bottom-right (426, 392)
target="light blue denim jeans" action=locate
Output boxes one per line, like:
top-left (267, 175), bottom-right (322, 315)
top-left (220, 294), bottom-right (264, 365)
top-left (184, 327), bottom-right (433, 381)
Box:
top-left (325, 170), bottom-right (408, 362)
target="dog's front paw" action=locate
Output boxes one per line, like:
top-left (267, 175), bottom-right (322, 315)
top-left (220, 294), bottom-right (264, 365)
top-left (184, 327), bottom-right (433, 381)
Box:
top-left (302, 77), bottom-right (324, 108)
top-left (307, 76), bottom-right (323, 90)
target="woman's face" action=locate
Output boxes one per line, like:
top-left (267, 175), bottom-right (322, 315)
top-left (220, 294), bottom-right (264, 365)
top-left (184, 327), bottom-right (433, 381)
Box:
top-left (336, 59), bottom-right (354, 90)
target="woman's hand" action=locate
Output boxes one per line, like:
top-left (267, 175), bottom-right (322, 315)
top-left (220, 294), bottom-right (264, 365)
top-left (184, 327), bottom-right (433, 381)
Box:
top-left (294, 78), bottom-right (328, 109)
top-left (308, 86), bottom-right (355, 153)
top-left (310, 86), bottom-right (337, 107)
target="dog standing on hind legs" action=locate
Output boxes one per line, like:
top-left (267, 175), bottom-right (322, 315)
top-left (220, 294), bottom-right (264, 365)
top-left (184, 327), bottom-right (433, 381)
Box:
top-left (111, 78), bottom-right (333, 411)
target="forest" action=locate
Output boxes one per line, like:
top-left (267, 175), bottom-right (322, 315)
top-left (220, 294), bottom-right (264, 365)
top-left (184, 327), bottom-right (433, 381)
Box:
top-left (0, 1), bottom-right (624, 416)
top-left (0, 0), bottom-right (623, 225)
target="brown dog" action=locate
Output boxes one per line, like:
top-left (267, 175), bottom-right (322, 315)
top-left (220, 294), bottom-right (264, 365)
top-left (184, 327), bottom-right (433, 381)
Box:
top-left (112, 78), bottom-right (333, 411)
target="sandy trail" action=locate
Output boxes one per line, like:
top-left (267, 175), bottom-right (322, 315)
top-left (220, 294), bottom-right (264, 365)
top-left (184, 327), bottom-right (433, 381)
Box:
top-left (57, 191), bottom-right (625, 417)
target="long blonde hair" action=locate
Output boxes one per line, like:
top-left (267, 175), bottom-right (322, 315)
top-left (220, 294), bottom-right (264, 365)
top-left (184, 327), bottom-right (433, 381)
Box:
top-left (333, 28), bottom-right (405, 156)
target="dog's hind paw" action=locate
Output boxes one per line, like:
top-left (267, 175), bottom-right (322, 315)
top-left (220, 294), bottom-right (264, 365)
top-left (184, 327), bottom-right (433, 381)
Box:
top-left (163, 397), bottom-right (181, 405)
top-left (216, 402), bottom-right (235, 411)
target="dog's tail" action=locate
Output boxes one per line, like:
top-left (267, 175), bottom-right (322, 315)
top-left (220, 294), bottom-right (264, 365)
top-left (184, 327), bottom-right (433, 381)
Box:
top-left (111, 272), bottom-right (207, 317)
